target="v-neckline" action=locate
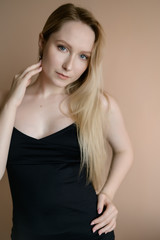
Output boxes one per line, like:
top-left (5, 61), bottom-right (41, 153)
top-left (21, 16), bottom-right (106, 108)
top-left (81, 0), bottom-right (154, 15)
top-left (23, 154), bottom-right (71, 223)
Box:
top-left (13, 123), bottom-right (76, 141)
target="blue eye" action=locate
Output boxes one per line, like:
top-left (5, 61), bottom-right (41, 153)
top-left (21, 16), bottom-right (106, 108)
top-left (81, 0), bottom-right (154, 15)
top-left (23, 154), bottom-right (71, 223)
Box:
top-left (80, 54), bottom-right (88, 60)
top-left (58, 45), bottom-right (67, 51)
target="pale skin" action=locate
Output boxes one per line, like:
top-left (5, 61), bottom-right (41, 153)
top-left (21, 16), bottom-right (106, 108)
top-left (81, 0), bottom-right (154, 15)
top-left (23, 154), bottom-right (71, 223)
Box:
top-left (0, 21), bottom-right (133, 236)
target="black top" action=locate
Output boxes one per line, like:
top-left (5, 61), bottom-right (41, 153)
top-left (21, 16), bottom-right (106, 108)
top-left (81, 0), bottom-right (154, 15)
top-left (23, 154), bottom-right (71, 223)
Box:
top-left (6, 123), bottom-right (115, 240)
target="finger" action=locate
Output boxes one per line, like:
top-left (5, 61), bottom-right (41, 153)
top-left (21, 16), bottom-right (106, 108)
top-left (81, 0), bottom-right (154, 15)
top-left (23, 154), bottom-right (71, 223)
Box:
top-left (16, 61), bottom-right (41, 77)
top-left (92, 214), bottom-right (116, 233)
top-left (21, 62), bottom-right (42, 78)
top-left (97, 196), bottom-right (106, 214)
top-left (98, 220), bottom-right (116, 236)
top-left (104, 221), bottom-right (116, 234)
top-left (14, 73), bottom-right (21, 79)
top-left (22, 67), bottom-right (42, 84)
top-left (19, 61), bottom-right (42, 78)
top-left (100, 206), bottom-right (118, 223)
top-left (92, 220), bottom-right (107, 233)
top-left (92, 209), bottom-right (117, 232)
top-left (91, 205), bottom-right (118, 225)
top-left (13, 67), bottom-right (42, 90)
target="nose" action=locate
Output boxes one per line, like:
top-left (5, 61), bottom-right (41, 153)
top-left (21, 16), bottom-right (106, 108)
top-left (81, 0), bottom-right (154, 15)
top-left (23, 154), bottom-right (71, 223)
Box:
top-left (62, 55), bottom-right (74, 71)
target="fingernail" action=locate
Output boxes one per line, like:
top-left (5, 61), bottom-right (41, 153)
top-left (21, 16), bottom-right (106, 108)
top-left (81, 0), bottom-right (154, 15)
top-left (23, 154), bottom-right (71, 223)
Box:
top-left (98, 208), bottom-right (101, 214)
top-left (90, 222), bottom-right (94, 225)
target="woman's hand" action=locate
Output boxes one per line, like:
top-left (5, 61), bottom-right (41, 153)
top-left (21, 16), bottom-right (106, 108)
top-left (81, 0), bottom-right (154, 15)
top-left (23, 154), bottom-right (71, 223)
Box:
top-left (6, 61), bottom-right (42, 107)
top-left (90, 192), bottom-right (118, 236)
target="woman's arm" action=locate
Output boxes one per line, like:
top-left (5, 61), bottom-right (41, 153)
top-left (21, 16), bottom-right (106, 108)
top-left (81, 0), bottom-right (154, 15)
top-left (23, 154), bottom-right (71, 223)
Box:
top-left (90, 94), bottom-right (134, 236)
top-left (100, 93), bottom-right (134, 200)
top-left (0, 92), bottom-right (17, 180)
top-left (0, 61), bottom-right (42, 181)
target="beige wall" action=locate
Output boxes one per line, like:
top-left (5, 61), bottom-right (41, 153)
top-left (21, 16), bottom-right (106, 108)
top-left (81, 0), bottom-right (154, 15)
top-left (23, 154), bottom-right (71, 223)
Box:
top-left (0, 0), bottom-right (160, 239)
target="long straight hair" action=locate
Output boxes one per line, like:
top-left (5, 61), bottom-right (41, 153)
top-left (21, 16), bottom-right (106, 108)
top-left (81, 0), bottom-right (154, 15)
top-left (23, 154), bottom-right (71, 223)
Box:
top-left (40, 3), bottom-right (111, 193)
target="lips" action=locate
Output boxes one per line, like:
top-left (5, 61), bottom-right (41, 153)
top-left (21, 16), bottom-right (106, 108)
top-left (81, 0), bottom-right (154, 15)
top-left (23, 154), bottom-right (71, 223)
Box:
top-left (56, 72), bottom-right (69, 78)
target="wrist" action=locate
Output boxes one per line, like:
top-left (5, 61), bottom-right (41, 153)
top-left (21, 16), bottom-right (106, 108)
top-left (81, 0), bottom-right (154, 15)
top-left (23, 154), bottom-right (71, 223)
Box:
top-left (99, 187), bottom-right (115, 201)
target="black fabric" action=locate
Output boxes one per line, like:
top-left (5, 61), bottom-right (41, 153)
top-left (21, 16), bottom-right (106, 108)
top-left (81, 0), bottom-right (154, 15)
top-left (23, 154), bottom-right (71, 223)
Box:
top-left (6, 123), bottom-right (115, 240)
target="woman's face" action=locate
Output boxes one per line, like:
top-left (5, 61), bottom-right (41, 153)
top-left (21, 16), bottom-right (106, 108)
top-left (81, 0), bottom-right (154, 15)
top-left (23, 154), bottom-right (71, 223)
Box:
top-left (39, 21), bottom-right (95, 89)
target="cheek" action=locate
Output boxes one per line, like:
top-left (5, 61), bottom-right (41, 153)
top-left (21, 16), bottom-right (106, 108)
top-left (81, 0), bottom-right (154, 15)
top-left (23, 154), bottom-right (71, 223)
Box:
top-left (42, 46), bottom-right (62, 67)
top-left (74, 63), bottom-right (88, 77)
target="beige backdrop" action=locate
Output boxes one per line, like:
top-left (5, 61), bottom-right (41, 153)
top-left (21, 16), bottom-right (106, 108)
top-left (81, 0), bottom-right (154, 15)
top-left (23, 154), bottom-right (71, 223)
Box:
top-left (0, 0), bottom-right (160, 239)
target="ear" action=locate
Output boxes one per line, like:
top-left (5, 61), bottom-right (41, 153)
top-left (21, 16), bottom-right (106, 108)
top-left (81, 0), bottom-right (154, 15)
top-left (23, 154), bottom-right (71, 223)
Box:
top-left (38, 33), bottom-right (46, 55)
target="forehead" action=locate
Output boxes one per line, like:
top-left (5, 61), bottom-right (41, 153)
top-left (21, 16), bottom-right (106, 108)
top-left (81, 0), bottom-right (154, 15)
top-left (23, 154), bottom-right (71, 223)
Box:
top-left (50, 21), bottom-right (95, 52)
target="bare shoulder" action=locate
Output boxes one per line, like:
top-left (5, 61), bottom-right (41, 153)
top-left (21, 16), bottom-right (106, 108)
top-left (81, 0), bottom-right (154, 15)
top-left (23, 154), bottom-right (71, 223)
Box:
top-left (100, 91), bottom-right (120, 115)
top-left (100, 91), bottom-right (133, 154)
top-left (100, 90), bottom-right (125, 130)
top-left (0, 89), bottom-right (10, 109)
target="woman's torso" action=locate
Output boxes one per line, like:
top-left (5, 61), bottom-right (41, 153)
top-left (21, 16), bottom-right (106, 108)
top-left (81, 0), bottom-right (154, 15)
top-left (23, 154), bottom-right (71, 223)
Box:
top-left (13, 85), bottom-right (74, 140)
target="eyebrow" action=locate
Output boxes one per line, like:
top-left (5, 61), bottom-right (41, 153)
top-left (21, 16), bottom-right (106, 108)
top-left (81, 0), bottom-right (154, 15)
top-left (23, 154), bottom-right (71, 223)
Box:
top-left (56, 39), bottom-right (91, 54)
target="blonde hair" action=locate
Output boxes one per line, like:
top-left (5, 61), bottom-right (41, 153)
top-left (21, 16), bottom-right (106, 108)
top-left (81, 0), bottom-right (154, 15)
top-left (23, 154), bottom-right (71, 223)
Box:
top-left (40, 3), bottom-right (111, 193)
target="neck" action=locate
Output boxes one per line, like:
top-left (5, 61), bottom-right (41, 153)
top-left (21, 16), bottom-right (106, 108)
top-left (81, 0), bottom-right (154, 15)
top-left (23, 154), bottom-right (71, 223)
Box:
top-left (29, 72), bottom-right (66, 98)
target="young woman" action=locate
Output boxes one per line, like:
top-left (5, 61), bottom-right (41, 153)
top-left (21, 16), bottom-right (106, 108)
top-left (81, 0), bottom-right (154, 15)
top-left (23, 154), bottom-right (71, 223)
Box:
top-left (0, 3), bottom-right (133, 240)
